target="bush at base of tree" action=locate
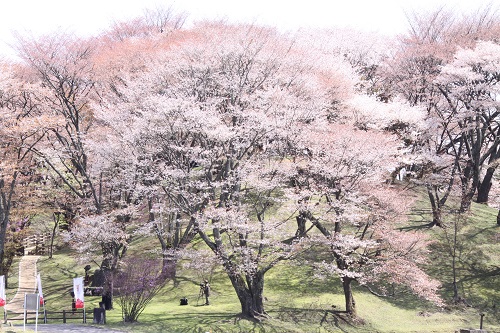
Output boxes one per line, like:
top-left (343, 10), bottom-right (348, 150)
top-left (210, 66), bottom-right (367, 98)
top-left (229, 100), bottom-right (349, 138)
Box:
top-left (115, 257), bottom-right (167, 323)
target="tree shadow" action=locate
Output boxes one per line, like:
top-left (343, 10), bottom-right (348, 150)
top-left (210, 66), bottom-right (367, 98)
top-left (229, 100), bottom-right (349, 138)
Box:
top-left (465, 225), bottom-right (499, 241)
top-left (129, 312), bottom-right (252, 333)
top-left (398, 222), bottom-right (436, 231)
top-left (122, 305), bottom-right (366, 333)
top-left (424, 218), bottom-right (499, 313)
top-left (271, 304), bottom-right (362, 333)
top-left (361, 285), bottom-right (436, 311)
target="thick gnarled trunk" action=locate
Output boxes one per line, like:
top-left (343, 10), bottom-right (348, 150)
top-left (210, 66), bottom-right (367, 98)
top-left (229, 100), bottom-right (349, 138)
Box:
top-left (227, 271), bottom-right (266, 320)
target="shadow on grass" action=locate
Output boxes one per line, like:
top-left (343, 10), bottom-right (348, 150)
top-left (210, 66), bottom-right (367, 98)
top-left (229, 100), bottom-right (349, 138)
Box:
top-left (398, 222), bottom-right (436, 231)
top-left (270, 305), bottom-right (367, 333)
top-left (465, 225), bottom-right (499, 241)
top-left (39, 257), bottom-right (78, 280)
top-left (401, 207), bottom-right (439, 231)
top-left (360, 285), bottom-right (435, 312)
top-left (122, 312), bottom-right (263, 333)
top-left (460, 266), bottom-right (500, 283)
top-left (118, 305), bottom-right (367, 333)
top-left (422, 213), bottom-right (500, 316)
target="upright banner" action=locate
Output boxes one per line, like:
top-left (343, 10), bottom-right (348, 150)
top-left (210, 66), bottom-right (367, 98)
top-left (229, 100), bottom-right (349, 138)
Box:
top-left (37, 273), bottom-right (44, 306)
top-left (73, 277), bottom-right (84, 309)
top-left (0, 275), bottom-right (5, 307)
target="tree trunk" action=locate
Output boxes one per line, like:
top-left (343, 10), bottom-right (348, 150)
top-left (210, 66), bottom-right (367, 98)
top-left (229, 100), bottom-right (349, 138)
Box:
top-left (161, 257), bottom-right (177, 281)
top-left (451, 216), bottom-right (460, 302)
top-left (227, 271), bottom-right (266, 320)
top-left (100, 241), bottom-right (124, 310)
top-left (497, 209), bottom-right (500, 226)
top-left (0, 214), bottom-right (7, 271)
top-left (476, 167), bottom-right (495, 204)
top-left (101, 269), bottom-right (114, 310)
top-left (460, 190), bottom-right (474, 213)
top-left (460, 176), bottom-right (476, 213)
top-left (431, 206), bottom-right (442, 227)
top-left (49, 212), bottom-right (61, 259)
top-left (0, 173), bottom-right (17, 271)
top-left (426, 186), bottom-right (442, 227)
top-left (342, 277), bottom-right (356, 316)
top-left (460, 159), bottom-right (480, 213)
top-left (295, 212), bottom-right (307, 237)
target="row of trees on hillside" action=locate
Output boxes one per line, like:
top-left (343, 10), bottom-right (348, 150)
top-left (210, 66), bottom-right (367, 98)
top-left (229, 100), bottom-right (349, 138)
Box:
top-left (0, 5), bottom-right (498, 321)
top-left (380, 6), bottom-right (500, 227)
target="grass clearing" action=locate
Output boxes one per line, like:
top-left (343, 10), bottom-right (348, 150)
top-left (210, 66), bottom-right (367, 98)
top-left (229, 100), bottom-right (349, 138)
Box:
top-left (31, 246), bottom-right (499, 333)
top-left (11, 189), bottom-right (499, 332)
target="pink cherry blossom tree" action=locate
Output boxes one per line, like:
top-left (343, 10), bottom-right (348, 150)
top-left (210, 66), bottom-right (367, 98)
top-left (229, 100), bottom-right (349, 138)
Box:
top-left (93, 23), bottom-right (359, 319)
top-left (92, 22), bottom-right (443, 320)
top-left (14, 32), bottom-right (138, 307)
top-left (283, 119), bottom-right (442, 316)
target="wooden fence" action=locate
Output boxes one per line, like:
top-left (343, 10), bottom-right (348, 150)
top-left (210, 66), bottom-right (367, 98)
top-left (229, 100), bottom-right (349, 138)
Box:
top-left (3, 308), bottom-right (100, 324)
top-left (23, 233), bottom-right (50, 255)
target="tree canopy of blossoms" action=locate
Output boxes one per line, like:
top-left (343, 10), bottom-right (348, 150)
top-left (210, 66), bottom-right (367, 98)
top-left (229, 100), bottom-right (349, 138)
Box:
top-left (90, 23), bottom-right (441, 318)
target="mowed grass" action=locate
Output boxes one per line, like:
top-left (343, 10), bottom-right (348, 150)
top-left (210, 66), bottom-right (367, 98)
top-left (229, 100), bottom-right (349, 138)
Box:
top-left (10, 190), bottom-right (499, 333)
top-left (32, 246), bottom-right (500, 333)
top-left (423, 202), bottom-right (500, 310)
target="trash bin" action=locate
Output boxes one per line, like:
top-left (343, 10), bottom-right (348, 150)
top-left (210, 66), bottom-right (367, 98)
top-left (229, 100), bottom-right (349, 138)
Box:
top-left (93, 307), bottom-right (106, 324)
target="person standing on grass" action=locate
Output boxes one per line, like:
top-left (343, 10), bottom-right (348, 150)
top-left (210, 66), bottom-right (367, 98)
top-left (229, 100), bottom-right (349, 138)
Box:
top-left (202, 280), bottom-right (211, 305)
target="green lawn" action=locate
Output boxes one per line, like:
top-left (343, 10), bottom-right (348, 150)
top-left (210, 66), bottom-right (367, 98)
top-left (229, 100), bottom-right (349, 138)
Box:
top-left (7, 193), bottom-right (499, 333)
top-left (30, 249), bottom-right (499, 333)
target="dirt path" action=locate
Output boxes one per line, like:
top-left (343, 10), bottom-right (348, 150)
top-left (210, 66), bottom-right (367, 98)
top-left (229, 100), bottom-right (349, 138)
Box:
top-left (7, 255), bottom-right (40, 313)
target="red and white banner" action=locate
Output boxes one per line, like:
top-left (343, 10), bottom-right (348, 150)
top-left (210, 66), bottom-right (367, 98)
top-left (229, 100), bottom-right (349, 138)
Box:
top-left (0, 275), bottom-right (5, 307)
top-left (37, 273), bottom-right (44, 306)
top-left (73, 277), bottom-right (84, 309)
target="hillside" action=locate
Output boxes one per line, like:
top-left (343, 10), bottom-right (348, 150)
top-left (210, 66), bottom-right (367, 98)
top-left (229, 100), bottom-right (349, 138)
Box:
top-left (6, 198), bottom-right (499, 333)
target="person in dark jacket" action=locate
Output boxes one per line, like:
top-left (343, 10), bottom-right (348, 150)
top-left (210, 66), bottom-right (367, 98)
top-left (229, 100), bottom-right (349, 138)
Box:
top-left (202, 280), bottom-right (210, 305)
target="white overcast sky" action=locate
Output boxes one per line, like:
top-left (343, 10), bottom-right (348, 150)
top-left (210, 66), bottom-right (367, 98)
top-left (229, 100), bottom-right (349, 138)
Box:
top-left (0, 0), bottom-right (496, 58)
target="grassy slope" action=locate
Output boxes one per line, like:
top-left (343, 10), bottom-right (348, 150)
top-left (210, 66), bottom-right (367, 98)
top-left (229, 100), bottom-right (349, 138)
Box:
top-left (34, 252), bottom-right (499, 332)
top-left (23, 194), bottom-right (500, 333)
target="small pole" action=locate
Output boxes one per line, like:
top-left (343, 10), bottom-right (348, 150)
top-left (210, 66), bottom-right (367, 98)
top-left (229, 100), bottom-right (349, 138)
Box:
top-left (480, 313), bottom-right (485, 329)
top-left (23, 294), bottom-right (26, 331)
top-left (63, 310), bottom-right (66, 324)
top-left (35, 294), bottom-right (39, 333)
